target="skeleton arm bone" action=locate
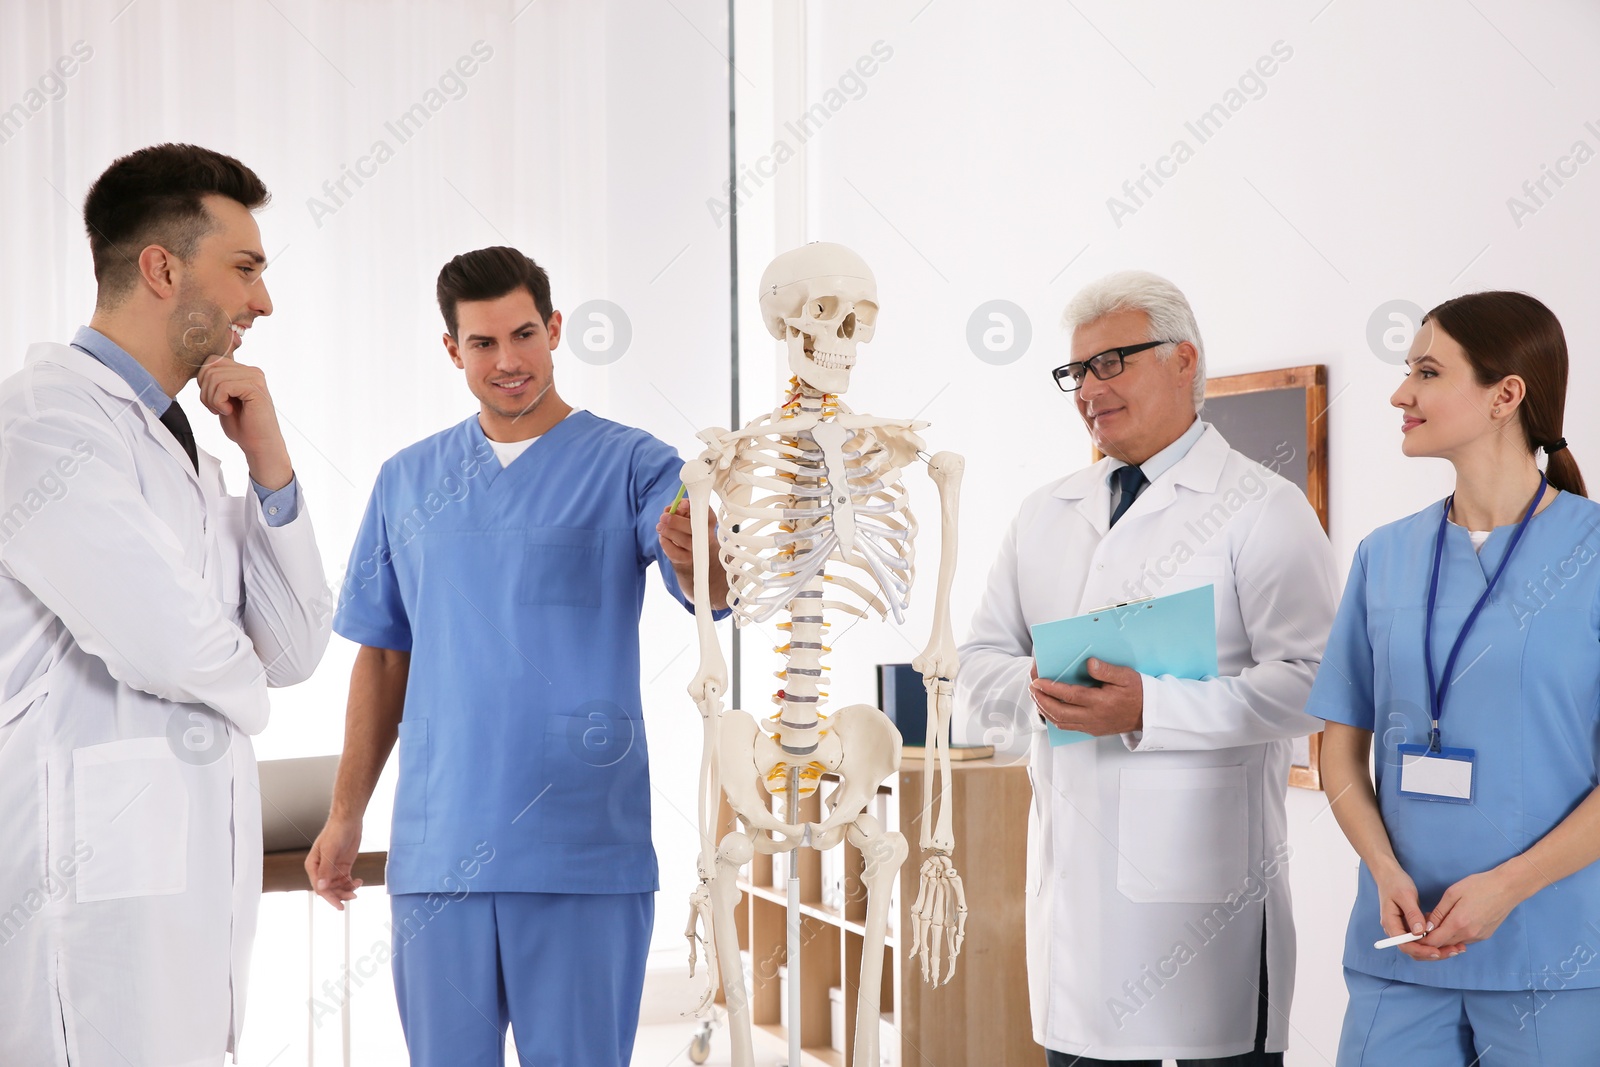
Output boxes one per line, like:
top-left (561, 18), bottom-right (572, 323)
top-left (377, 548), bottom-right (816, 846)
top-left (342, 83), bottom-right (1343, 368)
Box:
top-left (913, 450), bottom-right (964, 854)
top-left (682, 451), bottom-right (729, 875)
top-left (902, 449), bottom-right (967, 986)
top-left (680, 448), bottom-right (732, 1014)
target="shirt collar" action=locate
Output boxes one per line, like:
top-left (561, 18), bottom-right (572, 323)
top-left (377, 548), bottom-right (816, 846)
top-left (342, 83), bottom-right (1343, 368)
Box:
top-left (1106, 414), bottom-right (1205, 486)
top-left (69, 326), bottom-right (173, 417)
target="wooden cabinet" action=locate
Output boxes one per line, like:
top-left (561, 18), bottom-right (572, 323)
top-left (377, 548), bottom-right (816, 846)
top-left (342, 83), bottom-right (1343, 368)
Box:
top-left (718, 755), bottom-right (1040, 1065)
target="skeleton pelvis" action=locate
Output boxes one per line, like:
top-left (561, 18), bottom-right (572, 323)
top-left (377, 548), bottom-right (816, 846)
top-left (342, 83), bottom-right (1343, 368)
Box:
top-left (717, 705), bottom-right (901, 847)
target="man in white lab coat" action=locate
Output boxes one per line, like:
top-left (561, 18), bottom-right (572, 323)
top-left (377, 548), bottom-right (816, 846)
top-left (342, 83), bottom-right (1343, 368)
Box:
top-left (956, 271), bottom-right (1336, 1065)
top-left (0, 144), bottom-right (332, 1065)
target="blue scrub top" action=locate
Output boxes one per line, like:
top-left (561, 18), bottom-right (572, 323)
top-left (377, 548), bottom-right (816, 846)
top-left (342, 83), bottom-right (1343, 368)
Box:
top-left (1308, 491), bottom-right (1600, 990)
top-left (334, 411), bottom-right (702, 895)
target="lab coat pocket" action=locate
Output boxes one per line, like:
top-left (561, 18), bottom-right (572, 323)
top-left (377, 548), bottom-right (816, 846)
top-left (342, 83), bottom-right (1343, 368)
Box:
top-left (391, 718), bottom-right (428, 845)
top-left (1173, 557), bottom-right (1225, 582)
top-left (518, 528), bottom-right (602, 608)
top-left (1115, 765), bottom-right (1248, 904)
top-left (1171, 557), bottom-right (1228, 606)
top-left (532, 709), bottom-right (651, 844)
top-left (73, 737), bottom-right (189, 902)
top-left (1174, 557), bottom-right (1238, 649)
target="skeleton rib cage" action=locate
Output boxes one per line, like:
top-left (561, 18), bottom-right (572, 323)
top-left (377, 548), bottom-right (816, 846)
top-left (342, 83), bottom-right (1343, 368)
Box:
top-left (714, 394), bottom-right (921, 631)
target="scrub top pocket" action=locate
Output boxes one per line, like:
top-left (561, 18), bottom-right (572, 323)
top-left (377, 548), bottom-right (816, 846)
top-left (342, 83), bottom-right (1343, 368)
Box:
top-left (530, 709), bottom-right (651, 844)
top-left (391, 718), bottom-right (428, 845)
top-left (518, 528), bottom-right (603, 608)
top-left (1115, 764), bottom-right (1249, 904)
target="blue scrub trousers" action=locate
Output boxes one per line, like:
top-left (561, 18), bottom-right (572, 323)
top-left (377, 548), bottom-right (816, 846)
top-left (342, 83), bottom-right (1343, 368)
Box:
top-left (390, 891), bottom-right (653, 1067)
top-left (1338, 967), bottom-right (1600, 1066)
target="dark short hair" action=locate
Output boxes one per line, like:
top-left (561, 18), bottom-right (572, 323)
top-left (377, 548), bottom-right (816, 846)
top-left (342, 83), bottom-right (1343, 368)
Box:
top-left (83, 143), bottom-right (269, 305)
top-left (436, 246), bottom-right (554, 338)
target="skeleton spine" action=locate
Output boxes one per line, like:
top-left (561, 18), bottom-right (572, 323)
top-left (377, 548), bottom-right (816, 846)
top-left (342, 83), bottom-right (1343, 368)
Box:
top-left (770, 381), bottom-right (837, 762)
top-left (774, 577), bottom-right (829, 756)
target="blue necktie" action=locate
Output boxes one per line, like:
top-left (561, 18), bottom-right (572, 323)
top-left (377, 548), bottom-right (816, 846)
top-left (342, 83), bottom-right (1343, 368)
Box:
top-left (1109, 464), bottom-right (1147, 527)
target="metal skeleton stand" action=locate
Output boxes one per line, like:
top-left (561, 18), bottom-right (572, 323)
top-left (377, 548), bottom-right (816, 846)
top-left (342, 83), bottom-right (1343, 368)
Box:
top-left (302, 885), bottom-right (354, 1066)
top-left (785, 766), bottom-right (803, 1067)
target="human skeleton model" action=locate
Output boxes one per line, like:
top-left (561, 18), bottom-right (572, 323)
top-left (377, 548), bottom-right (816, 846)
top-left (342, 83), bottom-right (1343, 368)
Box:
top-left (680, 243), bottom-right (967, 1067)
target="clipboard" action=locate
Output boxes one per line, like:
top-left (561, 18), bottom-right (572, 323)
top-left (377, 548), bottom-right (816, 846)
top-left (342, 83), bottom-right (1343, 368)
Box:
top-left (1030, 584), bottom-right (1218, 746)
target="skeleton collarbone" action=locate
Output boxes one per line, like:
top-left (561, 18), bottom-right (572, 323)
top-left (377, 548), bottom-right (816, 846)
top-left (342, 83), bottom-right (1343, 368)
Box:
top-left (715, 398), bottom-right (927, 627)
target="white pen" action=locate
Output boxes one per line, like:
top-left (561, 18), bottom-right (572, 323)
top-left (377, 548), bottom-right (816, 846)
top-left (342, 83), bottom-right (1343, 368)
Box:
top-left (1373, 931), bottom-right (1426, 949)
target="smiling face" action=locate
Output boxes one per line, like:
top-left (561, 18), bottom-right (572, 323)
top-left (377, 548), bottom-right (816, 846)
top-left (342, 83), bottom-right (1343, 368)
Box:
top-left (166, 193), bottom-right (273, 371)
top-left (1391, 319), bottom-right (1526, 459)
top-left (444, 288), bottom-right (566, 440)
top-left (1071, 309), bottom-right (1197, 465)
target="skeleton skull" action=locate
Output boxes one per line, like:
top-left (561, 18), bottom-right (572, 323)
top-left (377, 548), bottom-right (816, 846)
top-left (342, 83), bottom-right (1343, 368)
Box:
top-left (758, 242), bottom-right (878, 395)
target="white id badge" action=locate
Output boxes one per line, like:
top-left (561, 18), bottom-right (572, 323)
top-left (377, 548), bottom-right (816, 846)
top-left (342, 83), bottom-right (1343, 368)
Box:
top-left (1395, 744), bottom-right (1476, 803)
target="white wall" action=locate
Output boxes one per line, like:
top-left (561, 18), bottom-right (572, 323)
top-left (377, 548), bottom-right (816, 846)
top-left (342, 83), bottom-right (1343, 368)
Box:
top-left (765, 1), bottom-right (1600, 1062)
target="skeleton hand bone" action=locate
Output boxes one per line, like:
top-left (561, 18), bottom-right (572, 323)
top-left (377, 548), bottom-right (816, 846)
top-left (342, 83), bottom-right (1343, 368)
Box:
top-left (909, 854), bottom-right (968, 986)
top-left (684, 881), bottom-right (719, 1015)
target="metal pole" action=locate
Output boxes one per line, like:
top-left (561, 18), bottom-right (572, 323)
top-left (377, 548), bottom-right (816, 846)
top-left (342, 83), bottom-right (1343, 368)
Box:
top-left (307, 892), bottom-right (315, 1067)
top-left (342, 901), bottom-right (352, 1066)
top-left (726, 0), bottom-right (742, 714)
top-left (786, 766), bottom-right (802, 1066)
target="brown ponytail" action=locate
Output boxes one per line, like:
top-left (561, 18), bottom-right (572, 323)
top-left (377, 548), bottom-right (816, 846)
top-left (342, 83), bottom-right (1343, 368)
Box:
top-left (1424, 291), bottom-right (1587, 498)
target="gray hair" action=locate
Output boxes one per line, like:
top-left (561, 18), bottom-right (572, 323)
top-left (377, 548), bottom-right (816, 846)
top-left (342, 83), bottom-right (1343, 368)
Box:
top-left (1062, 270), bottom-right (1207, 412)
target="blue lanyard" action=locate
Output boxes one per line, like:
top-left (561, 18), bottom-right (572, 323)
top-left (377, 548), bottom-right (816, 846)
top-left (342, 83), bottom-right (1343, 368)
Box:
top-left (1422, 474), bottom-right (1546, 751)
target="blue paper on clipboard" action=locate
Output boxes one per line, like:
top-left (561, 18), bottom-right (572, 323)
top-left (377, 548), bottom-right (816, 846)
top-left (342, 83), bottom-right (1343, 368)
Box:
top-left (1030, 584), bottom-right (1218, 746)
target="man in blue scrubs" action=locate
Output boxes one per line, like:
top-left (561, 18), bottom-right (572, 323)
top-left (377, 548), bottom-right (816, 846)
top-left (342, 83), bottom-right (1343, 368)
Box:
top-left (306, 246), bottom-right (728, 1066)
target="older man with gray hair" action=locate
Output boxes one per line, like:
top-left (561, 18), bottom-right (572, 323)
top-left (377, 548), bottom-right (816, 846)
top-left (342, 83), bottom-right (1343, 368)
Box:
top-left (956, 271), bottom-right (1336, 1065)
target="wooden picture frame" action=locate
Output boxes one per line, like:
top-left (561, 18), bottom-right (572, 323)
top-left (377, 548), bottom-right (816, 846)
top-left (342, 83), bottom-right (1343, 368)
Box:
top-left (1093, 364), bottom-right (1330, 789)
top-left (1203, 365), bottom-right (1329, 533)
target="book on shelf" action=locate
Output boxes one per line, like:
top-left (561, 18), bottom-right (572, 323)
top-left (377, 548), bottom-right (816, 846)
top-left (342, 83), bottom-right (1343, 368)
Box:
top-left (900, 744), bottom-right (994, 762)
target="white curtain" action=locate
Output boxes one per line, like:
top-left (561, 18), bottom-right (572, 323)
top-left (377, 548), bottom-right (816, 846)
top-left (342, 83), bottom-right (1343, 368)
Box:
top-left (1, 0), bottom-right (733, 1060)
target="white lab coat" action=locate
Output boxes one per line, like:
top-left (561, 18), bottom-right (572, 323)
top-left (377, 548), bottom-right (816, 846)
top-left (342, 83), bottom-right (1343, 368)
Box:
top-left (0, 343), bottom-right (332, 1066)
top-left (956, 423), bottom-right (1336, 1060)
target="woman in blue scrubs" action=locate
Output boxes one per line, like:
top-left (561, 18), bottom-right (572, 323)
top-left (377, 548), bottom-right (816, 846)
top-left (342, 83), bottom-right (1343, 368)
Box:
top-left (1308, 291), bottom-right (1600, 1066)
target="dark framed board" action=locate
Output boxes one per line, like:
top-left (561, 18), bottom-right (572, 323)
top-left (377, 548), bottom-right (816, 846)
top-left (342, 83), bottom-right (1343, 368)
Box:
top-left (1203, 365), bottom-right (1329, 534)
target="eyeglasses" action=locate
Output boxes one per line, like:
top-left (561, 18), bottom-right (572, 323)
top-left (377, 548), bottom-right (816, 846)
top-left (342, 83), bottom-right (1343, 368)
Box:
top-left (1051, 340), bottom-right (1179, 393)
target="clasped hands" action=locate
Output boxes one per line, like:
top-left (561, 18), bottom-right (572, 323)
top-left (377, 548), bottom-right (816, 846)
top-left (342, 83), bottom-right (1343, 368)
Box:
top-left (1374, 860), bottom-right (1533, 962)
